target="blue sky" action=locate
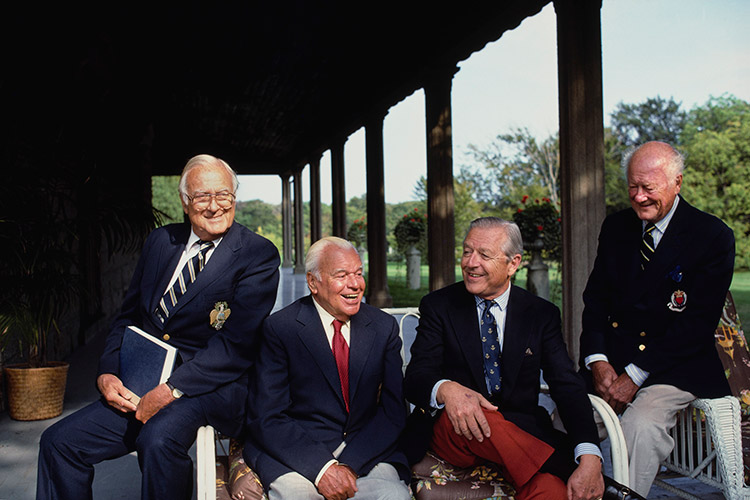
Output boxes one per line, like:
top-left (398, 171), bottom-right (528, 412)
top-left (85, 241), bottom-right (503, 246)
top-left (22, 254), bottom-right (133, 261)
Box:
top-left (236, 0), bottom-right (750, 205)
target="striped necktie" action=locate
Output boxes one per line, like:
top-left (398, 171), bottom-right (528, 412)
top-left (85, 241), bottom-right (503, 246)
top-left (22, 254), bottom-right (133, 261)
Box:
top-left (156, 240), bottom-right (214, 322)
top-left (640, 223), bottom-right (656, 271)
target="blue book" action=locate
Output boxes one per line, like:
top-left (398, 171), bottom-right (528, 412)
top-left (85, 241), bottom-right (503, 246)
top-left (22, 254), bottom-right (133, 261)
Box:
top-left (119, 325), bottom-right (178, 403)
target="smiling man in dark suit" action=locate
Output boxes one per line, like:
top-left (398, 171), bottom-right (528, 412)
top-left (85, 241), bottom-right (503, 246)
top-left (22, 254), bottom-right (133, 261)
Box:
top-left (580, 141), bottom-right (735, 496)
top-left (244, 236), bottom-right (410, 500)
top-left (404, 217), bottom-right (605, 500)
top-left (37, 154), bottom-right (280, 500)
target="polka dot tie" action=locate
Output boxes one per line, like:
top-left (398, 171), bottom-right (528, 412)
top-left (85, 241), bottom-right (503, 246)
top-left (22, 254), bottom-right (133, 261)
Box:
top-left (480, 299), bottom-right (502, 395)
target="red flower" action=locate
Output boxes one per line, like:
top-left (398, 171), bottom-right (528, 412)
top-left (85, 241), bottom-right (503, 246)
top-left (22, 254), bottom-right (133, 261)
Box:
top-left (410, 218), bottom-right (415, 222)
top-left (537, 225), bottom-right (544, 231)
top-left (517, 208), bottom-right (523, 213)
top-left (521, 195), bottom-right (529, 204)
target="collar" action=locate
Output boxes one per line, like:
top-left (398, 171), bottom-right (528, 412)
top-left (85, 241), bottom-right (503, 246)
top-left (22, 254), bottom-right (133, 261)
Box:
top-left (186, 228), bottom-right (223, 251)
top-left (311, 295), bottom-right (351, 330)
top-left (643, 194), bottom-right (680, 234)
top-left (473, 284), bottom-right (511, 311)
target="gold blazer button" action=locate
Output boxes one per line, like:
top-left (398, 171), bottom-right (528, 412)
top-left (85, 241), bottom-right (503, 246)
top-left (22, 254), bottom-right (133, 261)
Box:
top-left (163, 334), bottom-right (170, 341)
top-left (638, 344), bottom-right (646, 351)
top-left (612, 321), bottom-right (619, 328)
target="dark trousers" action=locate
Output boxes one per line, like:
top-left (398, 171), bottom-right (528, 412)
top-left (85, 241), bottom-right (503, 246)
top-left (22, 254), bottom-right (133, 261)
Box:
top-left (36, 382), bottom-right (245, 500)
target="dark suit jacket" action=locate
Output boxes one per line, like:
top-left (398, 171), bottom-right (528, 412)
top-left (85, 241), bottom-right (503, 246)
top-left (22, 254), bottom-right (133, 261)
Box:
top-left (580, 196), bottom-right (734, 398)
top-left (244, 296), bottom-right (409, 487)
top-left (97, 221), bottom-right (280, 435)
top-left (403, 282), bottom-right (599, 472)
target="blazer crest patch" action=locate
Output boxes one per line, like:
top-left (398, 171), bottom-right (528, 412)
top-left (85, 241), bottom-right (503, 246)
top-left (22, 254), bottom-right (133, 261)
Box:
top-left (210, 301), bottom-right (231, 329)
top-left (668, 290), bottom-right (687, 312)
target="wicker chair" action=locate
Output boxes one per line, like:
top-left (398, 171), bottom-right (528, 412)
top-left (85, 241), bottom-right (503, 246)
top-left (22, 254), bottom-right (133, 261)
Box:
top-left (652, 291), bottom-right (750, 499)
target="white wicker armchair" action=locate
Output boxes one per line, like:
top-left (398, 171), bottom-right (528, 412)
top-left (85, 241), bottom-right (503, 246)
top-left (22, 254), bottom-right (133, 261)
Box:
top-left (653, 395), bottom-right (750, 500)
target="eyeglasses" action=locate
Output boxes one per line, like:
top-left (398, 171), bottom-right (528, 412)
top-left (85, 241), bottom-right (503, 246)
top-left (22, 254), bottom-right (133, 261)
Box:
top-left (187, 191), bottom-right (236, 210)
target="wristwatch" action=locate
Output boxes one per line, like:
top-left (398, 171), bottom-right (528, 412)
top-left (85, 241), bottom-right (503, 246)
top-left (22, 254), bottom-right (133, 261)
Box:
top-left (166, 380), bottom-right (183, 399)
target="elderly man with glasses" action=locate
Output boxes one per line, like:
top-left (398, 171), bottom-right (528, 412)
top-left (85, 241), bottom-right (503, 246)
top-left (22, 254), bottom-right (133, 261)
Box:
top-left (37, 154), bottom-right (280, 500)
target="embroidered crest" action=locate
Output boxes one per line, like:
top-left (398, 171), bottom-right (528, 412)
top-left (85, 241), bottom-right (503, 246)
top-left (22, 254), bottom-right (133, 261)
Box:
top-left (210, 301), bottom-right (231, 330)
top-left (667, 290), bottom-right (687, 312)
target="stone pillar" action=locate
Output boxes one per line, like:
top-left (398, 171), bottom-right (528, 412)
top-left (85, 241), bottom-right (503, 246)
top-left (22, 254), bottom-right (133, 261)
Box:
top-left (281, 174), bottom-right (293, 268)
top-left (555, 0), bottom-right (606, 364)
top-left (293, 168), bottom-right (305, 274)
top-left (365, 113), bottom-right (393, 307)
top-left (309, 156), bottom-right (322, 244)
top-left (331, 140), bottom-right (347, 238)
top-left (424, 68), bottom-right (458, 291)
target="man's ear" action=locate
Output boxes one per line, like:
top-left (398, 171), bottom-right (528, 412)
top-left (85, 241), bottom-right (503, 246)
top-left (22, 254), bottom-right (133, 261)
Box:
top-left (306, 272), bottom-right (318, 295)
top-left (508, 254), bottom-right (522, 277)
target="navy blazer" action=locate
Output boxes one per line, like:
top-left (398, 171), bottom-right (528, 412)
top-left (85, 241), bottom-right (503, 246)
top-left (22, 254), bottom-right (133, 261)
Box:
top-left (97, 222), bottom-right (280, 433)
top-left (403, 282), bottom-right (599, 468)
top-left (580, 197), bottom-right (734, 398)
top-left (244, 296), bottom-right (409, 487)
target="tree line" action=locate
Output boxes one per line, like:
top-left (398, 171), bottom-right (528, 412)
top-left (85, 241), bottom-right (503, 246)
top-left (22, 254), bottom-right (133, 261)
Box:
top-left (152, 94), bottom-right (749, 269)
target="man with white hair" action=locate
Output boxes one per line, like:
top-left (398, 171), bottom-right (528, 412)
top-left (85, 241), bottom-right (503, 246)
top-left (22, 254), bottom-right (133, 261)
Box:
top-left (580, 141), bottom-right (735, 496)
top-left (38, 154), bottom-right (280, 500)
top-left (244, 236), bottom-right (411, 500)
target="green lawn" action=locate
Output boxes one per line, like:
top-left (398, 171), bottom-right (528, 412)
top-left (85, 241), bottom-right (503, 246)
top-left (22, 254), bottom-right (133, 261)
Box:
top-left (386, 263), bottom-right (750, 329)
top-left (731, 271), bottom-right (750, 326)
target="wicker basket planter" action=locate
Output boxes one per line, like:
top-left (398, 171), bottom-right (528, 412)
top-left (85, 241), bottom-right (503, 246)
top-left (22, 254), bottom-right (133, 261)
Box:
top-left (4, 362), bottom-right (69, 421)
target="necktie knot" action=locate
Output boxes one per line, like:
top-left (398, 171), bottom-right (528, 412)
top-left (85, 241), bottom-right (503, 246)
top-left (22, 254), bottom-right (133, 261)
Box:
top-left (333, 319), bottom-right (344, 334)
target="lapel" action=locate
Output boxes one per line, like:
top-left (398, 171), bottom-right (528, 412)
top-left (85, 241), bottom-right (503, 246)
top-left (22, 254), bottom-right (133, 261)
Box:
top-left (447, 285), bottom-right (487, 395)
top-left (630, 197), bottom-right (690, 301)
top-left (166, 223), bottom-right (241, 319)
top-left (498, 285), bottom-right (531, 398)
top-left (348, 306), bottom-right (377, 406)
top-left (295, 296), bottom-right (350, 410)
top-left (149, 224), bottom-right (191, 317)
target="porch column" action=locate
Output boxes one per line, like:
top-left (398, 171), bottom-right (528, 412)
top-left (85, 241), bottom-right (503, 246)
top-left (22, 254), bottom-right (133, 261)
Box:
top-left (293, 168), bottom-right (305, 273)
top-left (331, 140), bottom-right (347, 237)
top-left (309, 156), bottom-right (322, 244)
top-left (365, 113), bottom-right (393, 307)
top-left (280, 174), bottom-right (293, 268)
top-left (555, 0), bottom-right (605, 363)
top-left (424, 68), bottom-right (457, 291)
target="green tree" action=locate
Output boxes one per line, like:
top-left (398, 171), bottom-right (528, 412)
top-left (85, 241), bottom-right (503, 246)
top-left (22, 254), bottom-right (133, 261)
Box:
top-left (680, 95), bottom-right (750, 269)
top-left (151, 176), bottom-right (183, 225)
top-left (610, 96), bottom-right (687, 146)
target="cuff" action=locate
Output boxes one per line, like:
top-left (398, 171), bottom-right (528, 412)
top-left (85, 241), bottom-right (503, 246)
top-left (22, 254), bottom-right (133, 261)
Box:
top-left (314, 459), bottom-right (338, 487)
top-left (574, 443), bottom-right (603, 463)
top-left (430, 379), bottom-right (449, 409)
top-left (584, 353), bottom-right (609, 370)
top-left (624, 363), bottom-right (649, 387)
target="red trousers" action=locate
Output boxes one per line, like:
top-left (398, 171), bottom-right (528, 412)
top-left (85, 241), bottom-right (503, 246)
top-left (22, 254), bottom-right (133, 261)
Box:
top-left (430, 408), bottom-right (567, 500)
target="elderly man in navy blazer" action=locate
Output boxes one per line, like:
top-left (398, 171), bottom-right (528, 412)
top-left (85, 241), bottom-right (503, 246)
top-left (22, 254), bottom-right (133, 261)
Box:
top-left (404, 218), bottom-right (606, 500)
top-left (37, 154), bottom-right (280, 500)
top-left (244, 236), bottom-right (411, 500)
top-left (580, 141), bottom-right (735, 496)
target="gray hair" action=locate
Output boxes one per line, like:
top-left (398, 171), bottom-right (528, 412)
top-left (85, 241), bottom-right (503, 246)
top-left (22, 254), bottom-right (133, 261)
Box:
top-left (178, 154), bottom-right (240, 204)
top-left (466, 217), bottom-right (524, 262)
top-left (622, 142), bottom-right (685, 179)
top-left (305, 236), bottom-right (360, 280)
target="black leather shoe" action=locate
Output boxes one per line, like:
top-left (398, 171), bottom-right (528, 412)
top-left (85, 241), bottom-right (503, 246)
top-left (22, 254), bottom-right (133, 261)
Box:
top-left (602, 475), bottom-right (646, 500)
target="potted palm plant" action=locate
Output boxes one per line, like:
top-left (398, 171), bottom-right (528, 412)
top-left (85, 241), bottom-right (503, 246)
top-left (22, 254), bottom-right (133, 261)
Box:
top-left (0, 179), bottom-right (80, 420)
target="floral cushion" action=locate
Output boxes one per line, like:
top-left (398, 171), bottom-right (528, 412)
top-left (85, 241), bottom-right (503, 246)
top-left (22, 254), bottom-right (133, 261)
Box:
top-left (215, 438), bottom-right (266, 500)
top-left (712, 291), bottom-right (750, 483)
top-left (411, 451), bottom-right (516, 499)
